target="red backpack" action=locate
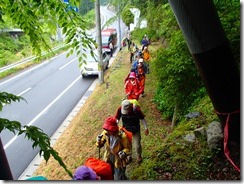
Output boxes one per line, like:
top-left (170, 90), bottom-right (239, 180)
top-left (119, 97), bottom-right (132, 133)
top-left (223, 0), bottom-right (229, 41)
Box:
top-left (84, 157), bottom-right (113, 180)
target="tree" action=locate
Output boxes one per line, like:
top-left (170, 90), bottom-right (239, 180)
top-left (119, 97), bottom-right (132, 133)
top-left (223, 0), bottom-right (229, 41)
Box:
top-left (0, 0), bottom-right (97, 179)
top-left (121, 5), bottom-right (134, 28)
top-left (79, 0), bottom-right (94, 15)
top-left (0, 0), bottom-right (96, 60)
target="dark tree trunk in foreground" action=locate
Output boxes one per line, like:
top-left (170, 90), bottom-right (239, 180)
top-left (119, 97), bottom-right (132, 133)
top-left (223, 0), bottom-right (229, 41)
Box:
top-left (168, 0), bottom-right (240, 171)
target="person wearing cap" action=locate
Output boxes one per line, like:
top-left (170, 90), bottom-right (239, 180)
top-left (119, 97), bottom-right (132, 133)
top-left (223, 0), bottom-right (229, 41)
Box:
top-left (96, 116), bottom-right (132, 180)
top-left (124, 71), bottom-right (143, 100)
top-left (115, 100), bottom-right (149, 164)
top-left (73, 166), bottom-right (100, 180)
top-left (142, 46), bottom-right (150, 62)
top-left (141, 35), bottom-right (149, 51)
top-left (137, 60), bottom-right (147, 96)
top-left (131, 53), bottom-right (141, 70)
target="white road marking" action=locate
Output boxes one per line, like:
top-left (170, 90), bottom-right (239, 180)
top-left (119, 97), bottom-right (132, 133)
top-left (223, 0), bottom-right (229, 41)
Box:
top-left (4, 75), bottom-right (82, 150)
top-left (0, 53), bottom-right (66, 86)
top-left (2, 87), bottom-right (32, 107)
top-left (59, 57), bottom-right (77, 70)
top-left (17, 87), bottom-right (32, 96)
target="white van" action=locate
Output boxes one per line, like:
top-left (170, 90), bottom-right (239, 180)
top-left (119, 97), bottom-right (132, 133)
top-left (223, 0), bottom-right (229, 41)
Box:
top-left (80, 50), bottom-right (109, 77)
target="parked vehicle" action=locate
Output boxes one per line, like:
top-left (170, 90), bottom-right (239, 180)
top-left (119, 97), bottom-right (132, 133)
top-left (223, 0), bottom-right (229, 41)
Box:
top-left (101, 28), bottom-right (117, 53)
top-left (80, 50), bottom-right (109, 77)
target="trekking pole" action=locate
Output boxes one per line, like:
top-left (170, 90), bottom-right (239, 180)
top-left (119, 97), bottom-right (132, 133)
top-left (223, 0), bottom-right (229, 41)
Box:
top-left (98, 146), bottom-right (101, 159)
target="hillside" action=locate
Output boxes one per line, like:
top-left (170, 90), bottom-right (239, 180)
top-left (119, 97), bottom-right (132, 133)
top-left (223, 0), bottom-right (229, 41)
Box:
top-left (34, 41), bottom-right (240, 180)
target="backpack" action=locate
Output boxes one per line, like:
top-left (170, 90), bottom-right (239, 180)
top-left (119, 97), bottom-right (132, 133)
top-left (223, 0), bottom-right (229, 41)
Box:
top-left (128, 99), bottom-right (140, 112)
top-left (84, 157), bottom-right (113, 180)
top-left (119, 126), bottom-right (133, 145)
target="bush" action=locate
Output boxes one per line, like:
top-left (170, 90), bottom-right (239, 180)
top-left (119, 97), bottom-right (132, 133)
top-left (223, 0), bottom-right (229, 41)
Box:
top-left (152, 30), bottom-right (205, 119)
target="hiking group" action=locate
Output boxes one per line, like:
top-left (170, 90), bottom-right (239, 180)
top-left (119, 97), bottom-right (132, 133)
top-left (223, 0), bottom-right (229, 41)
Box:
top-left (72, 33), bottom-right (151, 180)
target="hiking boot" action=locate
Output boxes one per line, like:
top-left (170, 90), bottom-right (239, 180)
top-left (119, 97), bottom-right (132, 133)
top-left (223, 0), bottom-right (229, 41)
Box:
top-left (137, 155), bottom-right (142, 164)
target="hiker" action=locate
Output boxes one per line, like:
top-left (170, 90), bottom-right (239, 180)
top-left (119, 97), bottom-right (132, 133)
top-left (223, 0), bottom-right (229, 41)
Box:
top-left (132, 54), bottom-right (140, 70)
top-left (133, 58), bottom-right (148, 77)
top-left (142, 46), bottom-right (150, 74)
top-left (73, 166), bottom-right (101, 180)
top-left (129, 42), bottom-right (136, 63)
top-left (109, 42), bottom-right (113, 57)
top-left (115, 100), bottom-right (149, 164)
top-left (124, 68), bottom-right (137, 83)
top-left (142, 46), bottom-right (150, 62)
top-left (96, 116), bottom-right (132, 180)
top-left (141, 35), bottom-right (149, 51)
top-left (132, 54), bottom-right (144, 75)
top-left (137, 60), bottom-right (147, 96)
top-left (127, 31), bottom-right (131, 48)
top-left (124, 72), bottom-right (143, 100)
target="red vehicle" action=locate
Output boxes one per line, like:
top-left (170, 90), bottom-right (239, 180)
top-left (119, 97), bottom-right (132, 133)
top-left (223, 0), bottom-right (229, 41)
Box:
top-left (101, 28), bottom-right (117, 52)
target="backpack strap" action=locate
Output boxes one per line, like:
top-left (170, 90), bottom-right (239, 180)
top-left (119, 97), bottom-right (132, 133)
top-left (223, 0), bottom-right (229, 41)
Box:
top-left (132, 103), bottom-right (136, 112)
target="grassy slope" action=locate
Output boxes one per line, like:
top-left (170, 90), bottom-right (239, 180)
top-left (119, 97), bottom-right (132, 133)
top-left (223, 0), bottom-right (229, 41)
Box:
top-left (34, 41), bottom-right (170, 180)
top-left (34, 41), bottom-right (240, 180)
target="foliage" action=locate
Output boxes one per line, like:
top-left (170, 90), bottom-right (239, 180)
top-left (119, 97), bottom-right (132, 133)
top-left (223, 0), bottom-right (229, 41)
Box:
top-left (143, 0), bottom-right (239, 122)
top-left (83, 9), bottom-right (96, 29)
top-left (213, 0), bottom-right (240, 65)
top-left (0, 92), bottom-right (73, 178)
top-left (121, 5), bottom-right (134, 28)
top-left (0, 0), bottom-right (96, 63)
top-left (130, 27), bottom-right (148, 44)
top-left (0, 34), bottom-right (32, 66)
top-left (146, 2), bottom-right (176, 41)
top-left (100, 0), bottom-right (109, 6)
top-left (152, 30), bottom-right (205, 119)
top-left (79, 0), bottom-right (94, 15)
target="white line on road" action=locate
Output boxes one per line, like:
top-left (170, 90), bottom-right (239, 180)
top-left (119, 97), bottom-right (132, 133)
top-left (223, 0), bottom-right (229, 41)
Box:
top-left (4, 75), bottom-right (82, 150)
top-left (17, 87), bottom-right (32, 96)
top-left (2, 87), bottom-right (32, 107)
top-left (0, 53), bottom-right (66, 87)
top-left (59, 57), bottom-right (77, 70)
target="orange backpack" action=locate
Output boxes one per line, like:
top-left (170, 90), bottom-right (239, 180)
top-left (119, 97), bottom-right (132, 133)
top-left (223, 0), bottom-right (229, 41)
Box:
top-left (84, 157), bottom-right (113, 180)
top-left (119, 126), bottom-right (133, 145)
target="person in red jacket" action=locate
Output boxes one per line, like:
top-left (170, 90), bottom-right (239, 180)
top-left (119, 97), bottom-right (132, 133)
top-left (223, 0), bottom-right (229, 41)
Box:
top-left (124, 72), bottom-right (143, 100)
top-left (137, 60), bottom-right (146, 96)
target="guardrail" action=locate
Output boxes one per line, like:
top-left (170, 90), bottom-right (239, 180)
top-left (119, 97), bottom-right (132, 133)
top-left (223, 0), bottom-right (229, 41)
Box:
top-left (0, 44), bottom-right (68, 74)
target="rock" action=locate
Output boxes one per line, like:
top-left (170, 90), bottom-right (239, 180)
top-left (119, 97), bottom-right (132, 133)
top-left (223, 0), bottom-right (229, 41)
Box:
top-left (206, 121), bottom-right (223, 149)
top-left (183, 133), bottom-right (196, 142)
top-left (185, 112), bottom-right (201, 119)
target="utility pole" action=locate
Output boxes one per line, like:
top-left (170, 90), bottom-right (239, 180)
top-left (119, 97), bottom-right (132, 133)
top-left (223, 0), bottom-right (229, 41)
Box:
top-left (95, 0), bottom-right (104, 84)
top-left (118, 1), bottom-right (122, 50)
